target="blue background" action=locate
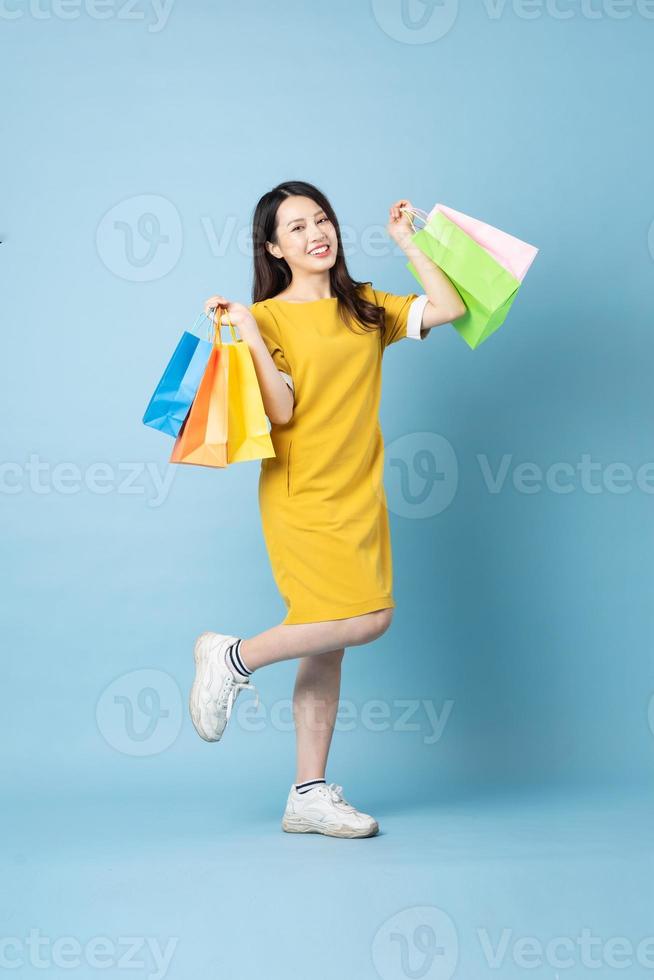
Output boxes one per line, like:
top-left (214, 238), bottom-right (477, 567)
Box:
top-left (2, 1), bottom-right (653, 977)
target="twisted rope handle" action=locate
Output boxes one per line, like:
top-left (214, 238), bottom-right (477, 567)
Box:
top-left (399, 206), bottom-right (431, 234)
top-left (189, 310), bottom-right (215, 342)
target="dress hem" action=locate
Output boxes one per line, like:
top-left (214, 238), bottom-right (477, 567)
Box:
top-left (281, 595), bottom-right (396, 626)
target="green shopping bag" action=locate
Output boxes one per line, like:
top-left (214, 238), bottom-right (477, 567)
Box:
top-left (406, 210), bottom-right (522, 349)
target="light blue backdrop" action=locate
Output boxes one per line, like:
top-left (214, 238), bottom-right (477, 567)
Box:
top-left (2, 2), bottom-right (653, 976)
top-left (4, 0), bottom-right (653, 797)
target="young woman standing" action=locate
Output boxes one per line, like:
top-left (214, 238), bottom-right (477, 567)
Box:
top-left (190, 181), bottom-right (466, 838)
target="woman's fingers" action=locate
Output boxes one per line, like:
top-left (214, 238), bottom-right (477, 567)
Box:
top-left (389, 199), bottom-right (412, 221)
top-left (204, 294), bottom-right (231, 316)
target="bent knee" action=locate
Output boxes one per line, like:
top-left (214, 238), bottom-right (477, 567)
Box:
top-left (372, 607), bottom-right (394, 636)
top-left (352, 607), bottom-right (394, 644)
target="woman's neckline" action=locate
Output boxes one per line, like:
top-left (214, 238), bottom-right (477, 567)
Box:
top-left (269, 295), bottom-right (338, 305)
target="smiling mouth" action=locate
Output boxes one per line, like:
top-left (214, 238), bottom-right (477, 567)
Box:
top-left (308, 244), bottom-right (331, 256)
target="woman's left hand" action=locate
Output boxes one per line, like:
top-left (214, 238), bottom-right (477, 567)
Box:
top-left (387, 198), bottom-right (416, 245)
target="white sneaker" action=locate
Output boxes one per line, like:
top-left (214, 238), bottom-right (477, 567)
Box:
top-left (189, 632), bottom-right (259, 742)
top-left (281, 782), bottom-right (379, 838)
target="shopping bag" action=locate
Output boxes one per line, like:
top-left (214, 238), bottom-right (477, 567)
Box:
top-left (169, 309), bottom-right (276, 468)
top-left (402, 206), bottom-right (537, 349)
top-left (226, 330), bottom-right (277, 464)
top-left (142, 313), bottom-right (213, 437)
top-left (429, 204), bottom-right (538, 282)
top-left (169, 342), bottom-right (228, 467)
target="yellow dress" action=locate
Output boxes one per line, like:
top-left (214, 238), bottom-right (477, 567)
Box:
top-left (250, 281), bottom-right (429, 626)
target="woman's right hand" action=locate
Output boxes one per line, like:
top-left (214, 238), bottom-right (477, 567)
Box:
top-left (203, 294), bottom-right (259, 340)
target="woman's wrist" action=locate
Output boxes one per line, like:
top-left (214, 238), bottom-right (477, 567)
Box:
top-left (239, 324), bottom-right (263, 348)
top-left (393, 231), bottom-right (415, 253)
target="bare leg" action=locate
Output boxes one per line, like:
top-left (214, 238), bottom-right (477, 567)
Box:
top-left (239, 608), bottom-right (393, 671)
top-left (292, 649), bottom-right (344, 783)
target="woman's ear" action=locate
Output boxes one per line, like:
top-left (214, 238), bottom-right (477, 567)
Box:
top-left (266, 240), bottom-right (282, 260)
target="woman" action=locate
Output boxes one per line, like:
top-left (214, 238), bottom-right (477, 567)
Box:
top-left (189, 180), bottom-right (466, 838)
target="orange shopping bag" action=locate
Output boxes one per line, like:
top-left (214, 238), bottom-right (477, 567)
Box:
top-left (169, 307), bottom-right (275, 468)
top-left (169, 342), bottom-right (228, 467)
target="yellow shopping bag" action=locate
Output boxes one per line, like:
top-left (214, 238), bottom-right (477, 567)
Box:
top-left (170, 308), bottom-right (275, 468)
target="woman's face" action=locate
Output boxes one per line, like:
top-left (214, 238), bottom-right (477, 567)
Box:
top-left (267, 195), bottom-right (338, 274)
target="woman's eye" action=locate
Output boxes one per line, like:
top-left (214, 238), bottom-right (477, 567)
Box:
top-left (290, 218), bottom-right (328, 231)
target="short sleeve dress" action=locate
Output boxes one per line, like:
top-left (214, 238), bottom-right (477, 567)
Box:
top-left (250, 282), bottom-right (431, 626)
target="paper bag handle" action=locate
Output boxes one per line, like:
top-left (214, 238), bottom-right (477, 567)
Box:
top-left (189, 310), bottom-right (219, 342)
top-left (399, 206), bottom-right (430, 234)
top-left (209, 305), bottom-right (239, 347)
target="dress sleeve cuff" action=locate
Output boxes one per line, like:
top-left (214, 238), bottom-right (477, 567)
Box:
top-left (278, 370), bottom-right (294, 393)
top-left (406, 294), bottom-right (430, 340)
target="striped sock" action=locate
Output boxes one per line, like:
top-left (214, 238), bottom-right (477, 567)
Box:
top-left (295, 778), bottom-right (326, 794)
top-left (225, 638), bottom-right (253, 679)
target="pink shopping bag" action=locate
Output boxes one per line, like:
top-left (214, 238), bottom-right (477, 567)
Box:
top-left (427, 203), bottom-right (538, 283)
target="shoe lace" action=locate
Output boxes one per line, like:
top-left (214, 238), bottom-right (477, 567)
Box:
top-left (324, 782), bottom-right (354, 810)
top-left (218, 674), bottom-right (259, 722)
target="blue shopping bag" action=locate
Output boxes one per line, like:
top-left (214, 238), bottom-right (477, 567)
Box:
top-left (142, 313), bottom-right (214, 437)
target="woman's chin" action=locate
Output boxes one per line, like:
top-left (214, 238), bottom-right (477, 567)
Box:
top-left (304, 254), bottom-right (337, 272)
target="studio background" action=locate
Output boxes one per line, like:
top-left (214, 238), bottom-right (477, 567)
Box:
top-left (2, 2), bottom-right (653, 977)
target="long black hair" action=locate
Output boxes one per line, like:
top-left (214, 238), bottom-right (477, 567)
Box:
top-left (251, 180), bottom-right (385, 337)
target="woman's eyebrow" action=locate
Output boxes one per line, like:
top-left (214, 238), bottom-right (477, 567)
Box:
top-left (286, 210), bottom-right (325, 226)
